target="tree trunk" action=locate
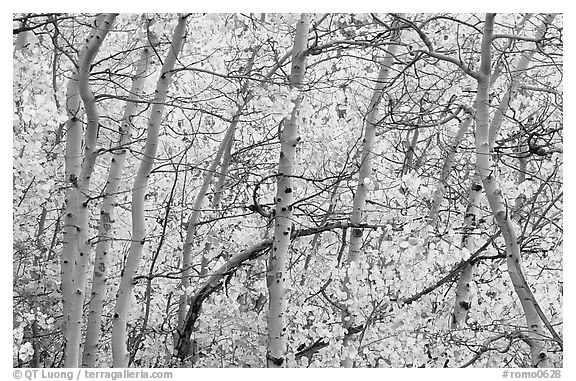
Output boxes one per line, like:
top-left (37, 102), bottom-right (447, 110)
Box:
top-left (62, 13), bottom-right (116, 368)
top-left (177, 50), bottom-right (256, 330)
top-left (82, 20), bottom-right (153, 367)
top-left (451, 180), bottom-right (482, 328)
top-left (341, 14), bottom-right (404, 367)
top-left (474, 13), bottom-right (548, 367)
top-left (444, 14), bottom-right (542, 332)
top-left (266, 13), bottom-right (310, 368)
top-left (488, 14), bottom-right (555, 150)
top-left (111, 14), bottom-right (188, 368)
top-left (61, 71), bottom-right (83, 362)
top-left (428, 112), bottom-right (473, 222)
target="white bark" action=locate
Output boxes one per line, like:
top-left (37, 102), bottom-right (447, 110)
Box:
top-left (488, 15), bottom-right (555, 150)
top-left (341, 15), bottom-right (404, 367)
top-left (451, 180), bottom-right (482, 328)
top-left (61, 73), bottom-right (83, 350)
top-left (63, 13), bottom-right (116, 368)
top-left (111, 15), bottom-right (188, 368)
top-left (447, 14), bottom-right (539, 332)
top-left (266, 13), bottom-right (310, 368)
top-left (82, 25), bottom-right (153, 367)
top-left (474, 13), bottom-right (549, 367)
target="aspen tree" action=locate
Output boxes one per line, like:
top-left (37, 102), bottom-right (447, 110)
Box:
top-left (423, 109), bottom-right (480, 329)
top-left (451, 181), bottom-right (482, 328)
top-left (175, 35), bottom-right (315, 362)
top-left (428, 13), bottom-right (533, 224)
top-left (111, 15), bottom-right (188, 368)
top-left (441, 16), bottom-right (537, 328)
top-left (428, 113), bottom-right (473, 223)
top-left (61, 13), bottom-right (116, 368)
top-left (197, 49), bottom-right (258, 277)
top-left (402, 102), bottom-right (425, 176)
top-left (426, 15), bottom-right (539, 330)
top-left (266, 13), bottom-right (310, 368)
top-left (341, 14), bottom-right (403, 367)
top-left (61, 73), bottom-right (82, 355)
top-left (82, 20), bottom-right (153, 367)
top-left (474, 13), bottom-right (550, 367)
top-left (177, 50), bottom-right (257, 330)
top-left (197, 130), bottom-right (235, 277)
top-left (488, 14), bottom-right (556, 150)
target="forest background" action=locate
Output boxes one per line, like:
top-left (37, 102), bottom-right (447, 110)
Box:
top-left (6, 2), bottom-right (572, 372)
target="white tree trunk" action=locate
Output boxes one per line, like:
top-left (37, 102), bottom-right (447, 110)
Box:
top-left (61, 72), bottom-right (83, 356)
top-left (451, 180), bottom-right (482, 328)
top-left (266, 13), bottom-right (310, 368)
top-left (474, 13), bottom-right (549, 367)
top-left (488, 14), bottom-right (555, 150)
top-left (111, 15), bottom-right (188, 368)
top-left (63, 13), bottom-right (116, 368)
top-left (341, 15), bottom-right (404, 367)
top-left (82, 23), bottom-right (153, 367)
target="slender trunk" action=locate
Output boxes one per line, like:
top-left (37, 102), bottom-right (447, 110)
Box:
top-left (177, 111), bottom-right (242, 328)
top-left (341, 15), bottom-right (403, 367)
top-left (488, 15), bottom-right (555, 150)
top-left (474, 13), bottom-right (548, 367)
top-left (489, 14), bottom-right (532, 89)
top-left (198, 130), bottom-right (236, 277)
top-left (451, 180), bottom-right (482, 328)
top-left (82, 24), bottom-right (153, 367)
top-left (428, 112), bottom-right (473, 222)
top-left (266, 13), bottom-right (310, 368)
top-left (64, 14), bottom-right (116, 368)
top-left (515, 141), bottom-right (528, 213)
top-left (111, 15), bottom-right (188, 368)
top-left (31, 206), bottom-right (47, 368)
top-left (447, 14), bottom-right (538, 332)
top-left (300, 183), bottom-right (340, 286)
top-left (174, 16), bottom-right (326, 364)
top-left (61, 73), bottom-right (82, 354)
top-left (403, 105), bottom-right (422, 176)
top-left (177, 48), bottom-right (256, 328)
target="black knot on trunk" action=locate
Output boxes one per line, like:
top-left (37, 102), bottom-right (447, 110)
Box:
top-left (268, 356), bottom-right (285, 366)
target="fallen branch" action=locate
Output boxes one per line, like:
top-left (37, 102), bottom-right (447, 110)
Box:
top-left (401, 230), bottom-right (500, 305)
top-left (174, 221), bottom-right (381, 360)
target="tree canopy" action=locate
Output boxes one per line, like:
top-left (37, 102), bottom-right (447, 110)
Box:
top-left (13, 13), bottom-right (563, 368)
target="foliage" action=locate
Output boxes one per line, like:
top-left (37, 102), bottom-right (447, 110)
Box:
top-left (13, 13), bottom-right (562, 368)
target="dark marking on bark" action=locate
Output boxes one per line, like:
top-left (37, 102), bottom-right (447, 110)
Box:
top-left (268, 356), bottom-right (284, 366)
